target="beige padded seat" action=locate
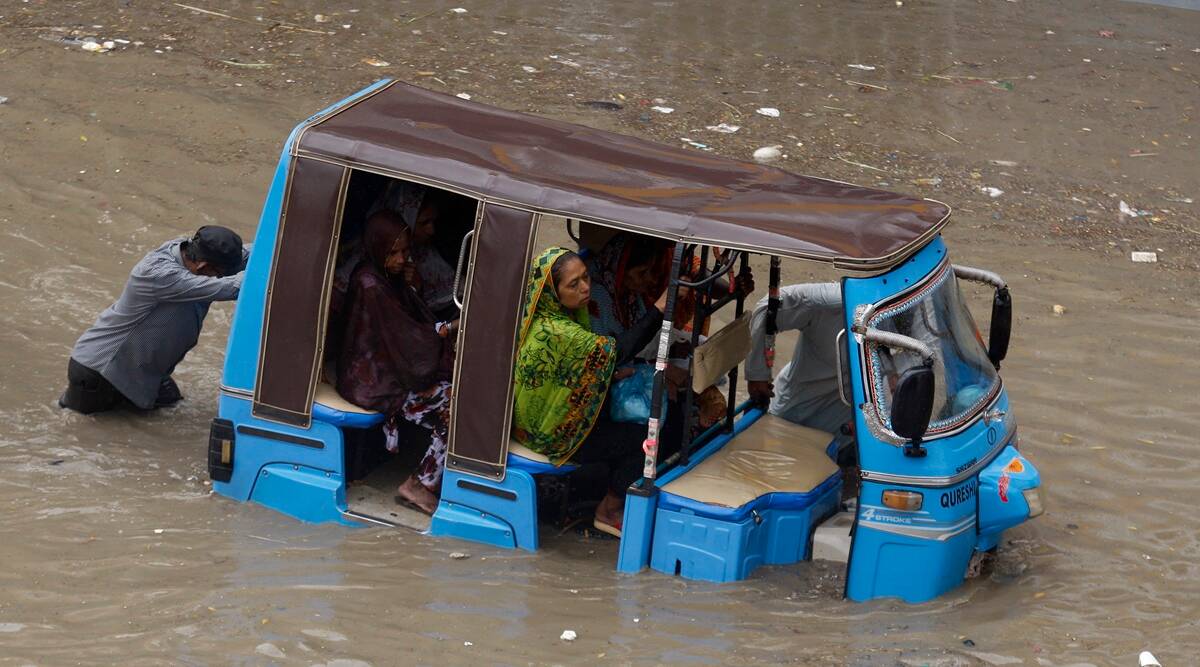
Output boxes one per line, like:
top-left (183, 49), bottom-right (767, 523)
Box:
top-left (661, 414), bottom-right (838, 509)
top-left (314, 381), bottom-right (380, 415)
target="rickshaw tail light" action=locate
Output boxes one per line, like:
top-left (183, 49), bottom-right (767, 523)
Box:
top-left (882, 490), bottom-right (923, 511)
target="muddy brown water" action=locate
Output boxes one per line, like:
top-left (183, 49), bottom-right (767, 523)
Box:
top-left (1, 0), bottom-right (1198, 665)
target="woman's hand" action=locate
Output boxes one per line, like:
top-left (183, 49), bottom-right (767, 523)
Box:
top-left (403, 261), bottom-right (419, 287)
top-left (733, 266), bottom-right (755, 296)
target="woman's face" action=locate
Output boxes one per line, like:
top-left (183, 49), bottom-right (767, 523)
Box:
top-left (624, 260), bottom-right (661, 296)
top-left (384, 231), bottom-right (410, 276)
top-left (554, 257), bottom-right (591, 310)
top-left (411, 202), bottom-right (438, 245)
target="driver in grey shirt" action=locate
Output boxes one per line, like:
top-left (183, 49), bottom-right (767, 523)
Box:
top-left (60, 226), bottom-right (250, 414)
top-left (745, 283), bottom-right (854, 460)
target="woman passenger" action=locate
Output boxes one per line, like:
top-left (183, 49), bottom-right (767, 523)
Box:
top-left (373, 181), bottom-right (460, 320)
top-left (585, 233), bottom-right (734, 428)
top-left (512, 247), bottom-right (683, 537)
top-left (337, 210), bottom-right (458, 513)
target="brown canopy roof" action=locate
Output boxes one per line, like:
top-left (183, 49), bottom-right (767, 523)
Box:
top-left (295, 80), bottom-right (950, 270)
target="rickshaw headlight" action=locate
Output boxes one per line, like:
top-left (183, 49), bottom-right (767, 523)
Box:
top-left (882, 489), bottom-right (923, 511)
top-left (1022, 487), bottom-right (1044, 518)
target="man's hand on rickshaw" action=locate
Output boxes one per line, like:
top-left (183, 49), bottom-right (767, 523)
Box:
top-left (748, 380), bottom-right (774, 407)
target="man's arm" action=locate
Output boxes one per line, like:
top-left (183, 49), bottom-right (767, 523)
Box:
top-left (745, 284), bottom-right (838, 382)
top-left (134, 258), bottom-right (243, 304)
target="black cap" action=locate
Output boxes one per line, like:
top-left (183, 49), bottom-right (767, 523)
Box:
top-left (190, 226), bottom-right (244, 276)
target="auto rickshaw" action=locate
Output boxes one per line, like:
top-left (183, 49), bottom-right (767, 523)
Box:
top-left (209, 79), bottom-right (1044, 603)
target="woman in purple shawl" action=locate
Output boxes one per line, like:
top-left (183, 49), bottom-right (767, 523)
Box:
top-left (337, 210), bottom-right (456, 513)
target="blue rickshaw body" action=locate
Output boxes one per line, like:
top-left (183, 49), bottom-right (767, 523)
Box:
top-left (209, 80), bottom-right (1042, 604)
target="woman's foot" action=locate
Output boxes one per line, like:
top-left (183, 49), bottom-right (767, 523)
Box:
top-left (396, 475), bottom-right (439, 515)
top-left (593, 490), bottom-right (625, 536)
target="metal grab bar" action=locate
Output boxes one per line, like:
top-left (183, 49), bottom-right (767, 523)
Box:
top-left (953, 264), bottom-right (1007, 290)
top-left (677, 250), bottom-right (741, 288)
top-left (452, 229), bottom-right (475, 309)
top-left (861, 327), bottom-right (935, 363)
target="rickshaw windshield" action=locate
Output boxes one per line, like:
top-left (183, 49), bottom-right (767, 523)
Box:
top-left (868, 264), bottom-right (998, 432)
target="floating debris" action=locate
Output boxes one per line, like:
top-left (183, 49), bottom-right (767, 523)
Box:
top-left (848, 63), bottom-right (877, 71)
top-left (1052, 304), bottom-right (1066, 316)
top-left (1130, 251), bottom-right (1158, 263)
top-left (314, 14), bottom-right (329, 23)
top-left (361, 57), bottom-right (390, 67)
top-left (680, 138), bottom-right (713, 151)
top-left (450, 7), bottom-right (469, 14)
top-left (651, 106), bottom-right (675, 114)
top-left (981, 186), bottom-right (1004, 198)
top-left (521, 65), bottom-right (538, 73)
top-left (448, 551), bottom-right (470, 560)
top-left (1119, 200), bottom-right (1150, 218)
top-left (911, 177), bottom-right (942, 186)
top-left (219, 59), bottom-right (274, 68)
top-left (989, 159), bottom-right (1019, 167)
top-left (753, 146), bottom-right (783, 163)
top-left (584, 100), bottom-right (622, 111)
top-left (456, 92), bottom-right (472, 100)
top-left (705, 123), bottom-right (740, 133)
top-left (755, 107), bottom-right (780, 118)
top-left (560, 630), bottom-right (578, 641)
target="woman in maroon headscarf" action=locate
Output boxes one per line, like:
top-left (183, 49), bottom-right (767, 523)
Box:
top-left (337, 210), bottom-right (457, 513)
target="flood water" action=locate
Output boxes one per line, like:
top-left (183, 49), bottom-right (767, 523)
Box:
top-left (1, 0), bottom-right (1198, 665)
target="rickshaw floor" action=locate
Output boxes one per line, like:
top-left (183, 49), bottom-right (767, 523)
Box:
top-left (345, 457), bottom-right (432, 532)
top-left (342, 424), bottom-right (432, 531)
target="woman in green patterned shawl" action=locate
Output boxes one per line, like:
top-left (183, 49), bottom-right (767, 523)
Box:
top-left (513, 247), bottom-right (680, 537)
top-left (513, 247), bottom-right (616, 464)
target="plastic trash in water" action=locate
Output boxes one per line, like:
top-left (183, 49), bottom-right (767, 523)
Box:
top-left (848, 63), bottom-right (877, 71)
top-left (1119, 200), bottom-right (1151, 218)
top-left (706, 123), bottom-right (740, 133)
top-left (753, 146), bottom-right (783, 163)
top-left (980, 186), bottom-right (1004, 198)
top-left (560, 630), bottom-right (577, 641)
top-left (1130, 251), bottom-right (1158, 263)
top-left (450, 7), bottom-right (468, 13)
top-left (651, 106), bottom-right (674, 114)
top-left (755, 107), bottom-right (780, 118)
top-left (456, 92), bottom-right (472, 100)
top-left (1139, 651), bottom-right (1161, 667)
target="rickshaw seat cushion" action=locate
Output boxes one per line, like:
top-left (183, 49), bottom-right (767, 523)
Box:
top-left (691, 313), bottom-right (752, 393)
top-left (312, 381), bottom-right (385, 429)
top-left (659, 414), bottom-right (839, 518)
top-left (507, 439), bottom-right (577, 475)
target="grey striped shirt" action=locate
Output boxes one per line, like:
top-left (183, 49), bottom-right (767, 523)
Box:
top-left (71, 238), bottom-right (250, 409)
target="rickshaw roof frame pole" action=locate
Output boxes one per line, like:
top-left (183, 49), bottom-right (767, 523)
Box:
top-left (676, 244), bottom-right (710, 468)
top-left (641, 241), bottom-right (687, 483)
top-left (724, 251), bottom-right (750, 432)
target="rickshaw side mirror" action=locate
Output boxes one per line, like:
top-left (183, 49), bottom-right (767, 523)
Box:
top-left (891, 364), bottom-right (935, 457)
top-left (988, 287), bottom-right (1012, 369)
